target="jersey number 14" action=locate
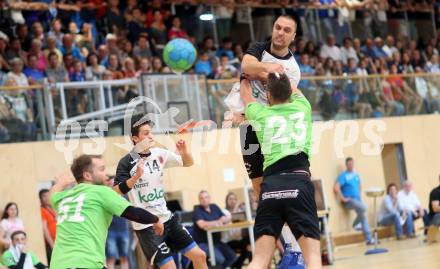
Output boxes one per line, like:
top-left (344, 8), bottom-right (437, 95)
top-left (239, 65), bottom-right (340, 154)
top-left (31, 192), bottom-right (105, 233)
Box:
top-left (57, 193), bottom-right (86, 223)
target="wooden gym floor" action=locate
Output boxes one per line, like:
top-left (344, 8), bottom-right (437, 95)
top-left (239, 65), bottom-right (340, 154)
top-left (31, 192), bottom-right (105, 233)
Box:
top-left (325, 237), bottom-right (440, 269)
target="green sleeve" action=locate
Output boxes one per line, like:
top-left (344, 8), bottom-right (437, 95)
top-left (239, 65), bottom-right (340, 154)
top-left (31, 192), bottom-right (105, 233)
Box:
top-left (50, 192), bottom-right (64, 211)
top-left (1, 251), bottom-right (15, 267)
top-left (99, 186), bottom-right (130, 216)
top-left (245, 102), bottom-right (263, 121)
top-left (29, 253), bottom-right (39, 265)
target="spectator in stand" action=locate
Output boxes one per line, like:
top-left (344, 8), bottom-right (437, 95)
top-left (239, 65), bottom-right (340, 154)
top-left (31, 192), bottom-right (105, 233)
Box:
top-left (105, 34), bottom-right (121, 56)
top-left (428, 176), bottom-right (440, 228)
top-left (388, 64), bottom-right (423, 114)
top-left (39, 189), bottom-right (56, 263)
top-left (107, 53), bottom-right (124, 79)
top-left (222, 192), bottom-right (251, 269)
top-left (70, 60), bottom-right (86, 82)
top-left (151, 56), bottom-right (169, 73)
top-left (320, 35), bottom-right (342, 62)
top-left (48, 19), bottom-right (64, 48)
top-left (136, 58), bottom-right (152, 76)
top-left (334, 157), bottom-right (374, 245)
top-left (122, 57), bottom-right (136, 78)
top-left (401, 52), bottom-right (414, 74)
top-left (411, 50), bottom-right (425, 69)
top-left (340, 37), bottom-right (359, 65)
top-left (230, 43), bottom-right (243, 70)
top-left (46, 52), bottom-right (69, 83)
top-left (28, 39), bottom-right (46, 72)
top-left (1, 203), bottom-right (25, 245)
top-left (168, 16), bottom-right (188, 40)
top-left (1, 231), bottom-right (47, 269)
top-left (202, 37), bottom-right (218, 65)
top-left (63, 53), bottom-right (75, 76)
top-left (0, 78), bottom-right (37, 141)
top-left (383, 35), bottom-right (398, 59)
top-left (414, 66), bottom-right (440, 113)
top-left (389, 51), bottom-right (404, 73)
top-left (426, 54), bottom-right (440, 73)
top-left (381, 67), bottom-right (405, 116)
top-left (398, 181), bottom-right (429, 227)
top-left (372, 37), bottom-right (388, 59)
top-left (126, 7), bottom-right (149, 43)
top-left (298, 53), bottom-right (316, 103)
top-left (61, 34), bottom-right (84, 62)
top-left (216, 37), bottom-right (234, 60)
top-left (215, 54), bottom-right (238, 79)
top-left (361, 38), bottom-right (378, 59)
top-left (106, 0), bottom-right (126, 34)
top-left (195, 51), bottom-right (214, 78)
top-left (98, 45), bottom-right (109, 66)
top-left (85, 53), bottom-right (106, 81)
top-left (44, 36), bottom-right (63, 66)
top-left (7, 58), bottom-right (29, 88)
top-left (23, 54), bottom-right (46, 84)
top-left (120, 40), bottom-right (134, 63)
top-left (305, 40), bottom-right (318, 57)
top-left (193, 190), bottom-right (237, 268)
top-left (16, 24), bottom-right (31, 52)
top-left (145, 0), bottom-right (170, 27)
top-left (150, 10), bottom-right (168, 53)
top-left (133, 34), bottom-right (153, 61)
top-left (31, 22), bottom-right (45, 44)
top-left (378, 183), bottom-right (415, 239)
top-left (5, 38), bottom-right (27, 65)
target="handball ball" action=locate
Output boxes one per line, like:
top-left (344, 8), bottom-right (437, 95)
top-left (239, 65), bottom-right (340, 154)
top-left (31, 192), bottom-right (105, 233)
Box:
top-left (163, 38), bottom-right (197, 73)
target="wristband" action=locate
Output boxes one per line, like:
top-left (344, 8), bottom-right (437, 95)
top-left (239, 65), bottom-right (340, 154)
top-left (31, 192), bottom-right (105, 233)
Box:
top-left (118, 181), bottom-right (131, 194)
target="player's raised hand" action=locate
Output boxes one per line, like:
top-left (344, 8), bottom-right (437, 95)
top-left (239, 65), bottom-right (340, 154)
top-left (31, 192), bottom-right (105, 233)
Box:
top-left (265, 63), bottom-right (285, 74)
top-left (175, 139), bottom-right (187, 155)
top-left (153, 221), bottom-right (164, 236)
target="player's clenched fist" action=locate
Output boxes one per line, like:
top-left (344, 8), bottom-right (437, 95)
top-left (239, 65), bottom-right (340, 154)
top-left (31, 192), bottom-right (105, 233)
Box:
top-left (153, 221), bottom-right (164, 236)
top-left (175, 139), bottom-right (188, 154)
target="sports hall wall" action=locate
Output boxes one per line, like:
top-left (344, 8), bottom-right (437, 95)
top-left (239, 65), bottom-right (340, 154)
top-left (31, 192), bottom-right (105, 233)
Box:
top-left (0, 114), bottom-right (439, 262)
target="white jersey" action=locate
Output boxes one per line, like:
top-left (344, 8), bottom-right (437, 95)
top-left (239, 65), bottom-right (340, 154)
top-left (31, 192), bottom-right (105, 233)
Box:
top-left (224, 41), bottom-right (301, 113)
top-left (115, 148), bottom-right (183, 230)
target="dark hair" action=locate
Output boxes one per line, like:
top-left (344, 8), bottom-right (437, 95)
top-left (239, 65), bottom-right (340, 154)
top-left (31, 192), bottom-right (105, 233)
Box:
top-left (11, 230), bottom-right (26, 241)
top-left (39, 189), bottom-right (49, 200)
top-left (71, 155), bottom-right (102, 182)
top-left (225, 192), bottom-right (237, 211)
top-left (47, 51), bottom-right (58, 59)
top-left (1, 202), bottom-right (18, 219)
top-left (387, 183), bottom-right (397, 194)
top-left (86, 52), bottom-right (99, 65)
top-left (345, 157), bottom-right (353, 164)
top-left (220, 52), bottom-right (229, 58)
top-left (267, 73), bottom-right (291, 102)
top-left (131, 116), bottom-right (153, 138)
top-left (276, 15), bottom-right (297, 29)
top-left (222, 37), bottom-right (232, 44)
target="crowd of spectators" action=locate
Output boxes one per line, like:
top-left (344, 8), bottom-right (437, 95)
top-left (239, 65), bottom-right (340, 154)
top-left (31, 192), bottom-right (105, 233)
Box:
top-left (1, 0), bottom-right (440, 142)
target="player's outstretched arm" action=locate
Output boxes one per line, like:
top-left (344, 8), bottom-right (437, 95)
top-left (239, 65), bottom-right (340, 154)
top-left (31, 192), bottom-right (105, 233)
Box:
top-left (242, 54), bottom-right (284, 80)
top-left (240, 79), bottom-right (257, 106)
top-left (175, 139), bottom-right (194, 167)
top-left (113, 159), bottom-right (145, 195)
top-left (121, 206), bottom-right (164, 235)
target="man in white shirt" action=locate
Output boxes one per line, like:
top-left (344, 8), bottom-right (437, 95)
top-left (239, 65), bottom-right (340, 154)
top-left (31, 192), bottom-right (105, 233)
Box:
top-left (382, 35), bottom-right (398, 59)
top-left (340, 37), bottom-right (358, 65)
top-left (6, 58), bottom-right (29, 88)
top-left (320, 35), bottom-right (342, 62)
top-left (398, 181), bottom-right (428, 226)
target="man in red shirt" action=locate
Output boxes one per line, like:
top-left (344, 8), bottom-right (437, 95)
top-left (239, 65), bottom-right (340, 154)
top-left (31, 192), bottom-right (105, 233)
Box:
top-left (39, 189), bottom-right (57, 263)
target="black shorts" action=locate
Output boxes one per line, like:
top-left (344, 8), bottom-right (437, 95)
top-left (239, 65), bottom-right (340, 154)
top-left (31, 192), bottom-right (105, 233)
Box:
top-left (136, 215), bottom-right (196, 268)
top-left (254, 171), bottom-right (320, 241)
top-left (240, 123), bottom-right (263, 179)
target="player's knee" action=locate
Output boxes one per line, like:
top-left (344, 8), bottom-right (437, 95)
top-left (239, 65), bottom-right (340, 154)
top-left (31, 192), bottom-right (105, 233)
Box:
top-left (190, 248), bottom-right (207, 264)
